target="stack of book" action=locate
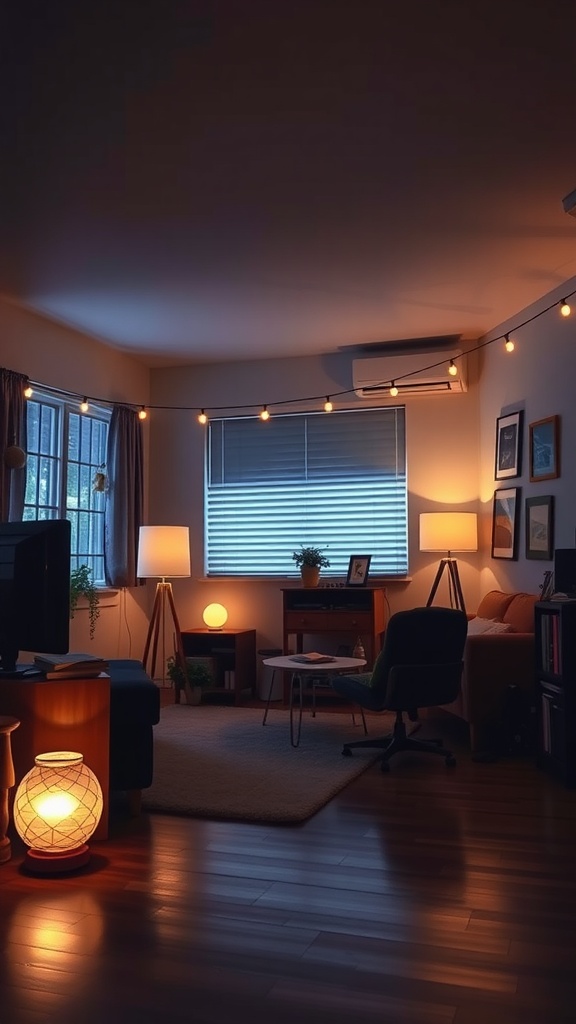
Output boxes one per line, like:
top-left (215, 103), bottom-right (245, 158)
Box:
top-left (33, 652), bottom-right (109, 679)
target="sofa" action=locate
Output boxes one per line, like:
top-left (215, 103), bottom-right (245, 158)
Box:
top-left (108, 658), bottom-right (161, 813)
top-left (443, 590), bottom-right (538, 755)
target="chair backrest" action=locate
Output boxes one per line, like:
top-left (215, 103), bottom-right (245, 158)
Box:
top-left (369, 606), bottom-right (468, 709)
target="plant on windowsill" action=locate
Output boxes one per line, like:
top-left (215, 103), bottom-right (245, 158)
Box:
top-left (70, 565), bottom-right (100, 640)
top-left (166, 655), bottom-right (213, 706)
top-left (291, 545), bottom-right (331, 588)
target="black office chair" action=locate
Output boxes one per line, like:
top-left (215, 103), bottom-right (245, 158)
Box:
top-left (331, 606), bottom-right (468, 772)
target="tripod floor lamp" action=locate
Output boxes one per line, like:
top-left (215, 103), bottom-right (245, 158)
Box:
top-left (137, 526), bottom-right (191, 683)
top-left (419, 512), bottom-right (478, 614)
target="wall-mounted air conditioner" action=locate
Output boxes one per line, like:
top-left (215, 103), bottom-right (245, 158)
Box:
top-left (352, 350), bottom-right (467, 397)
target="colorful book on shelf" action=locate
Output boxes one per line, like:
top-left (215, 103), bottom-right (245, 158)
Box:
top-left (33, 652), bottom-right (109, 675)
top-left (290, 652), bottom-right (335, 664)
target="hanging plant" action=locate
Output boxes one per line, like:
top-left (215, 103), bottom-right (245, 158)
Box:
top-left (92, 463), bottom-right (107, 492)
top-left (70, 565), bottom-right (100, 640)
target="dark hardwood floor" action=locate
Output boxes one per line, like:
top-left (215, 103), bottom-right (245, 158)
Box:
top-left (2, 703), bottom-right (576, 1024)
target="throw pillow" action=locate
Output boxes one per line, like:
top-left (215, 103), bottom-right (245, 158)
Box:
top-left (467, 617), bottom-right (514, 636)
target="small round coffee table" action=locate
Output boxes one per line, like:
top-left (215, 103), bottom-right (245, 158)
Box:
top-left (262, 655), bottom-right (367, 747)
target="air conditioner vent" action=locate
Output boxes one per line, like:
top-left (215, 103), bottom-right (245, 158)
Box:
top-left (352, 350), bottom-right (467, 397)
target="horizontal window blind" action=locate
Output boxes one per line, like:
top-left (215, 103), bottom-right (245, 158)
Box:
top-left (206, 407), bottom-right (407, 577)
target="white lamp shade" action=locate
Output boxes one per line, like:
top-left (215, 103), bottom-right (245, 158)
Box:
top-left (419, 512), bottom-right (478, 552)
top-left (14, 751), bottom-right (103, 853)
top-left (137, 526), bottom-right (191, 578)
top-left (202, 603), bottom-right (228, 629)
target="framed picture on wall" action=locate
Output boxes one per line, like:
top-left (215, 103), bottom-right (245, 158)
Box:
top-left (495, 411), bottom-right (523, 480)
top-left (491, 487), bottom-right (520, 559)
top-left (525, 495), bottom-right (554, 560)
top-left (529, 415), bottom-right (560, 482)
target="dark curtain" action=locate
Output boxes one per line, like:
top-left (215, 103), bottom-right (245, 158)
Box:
top-left (104, 405), bottom-right (144, 587)
top-left (0, 367), bottom-right (28, 522)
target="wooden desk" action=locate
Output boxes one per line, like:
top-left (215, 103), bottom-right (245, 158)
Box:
top-left (0, 673), bottom-right (110, 841)
top-left (282, 587), bottom-right (387, 671)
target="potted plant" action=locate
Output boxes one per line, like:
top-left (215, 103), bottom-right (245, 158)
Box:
top-left (291, 545), bottom-right (330, 588)
top-left (166, 655), bottom-right (213, 705)
top-left (70, 564), bottom-right (100, 640)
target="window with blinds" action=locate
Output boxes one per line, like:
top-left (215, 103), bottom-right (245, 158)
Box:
top-left (206, 406), bottom-right (407, 577)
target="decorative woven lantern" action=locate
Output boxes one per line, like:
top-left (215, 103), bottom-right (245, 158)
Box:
top-left (14, 751), bottom-right (103, 874)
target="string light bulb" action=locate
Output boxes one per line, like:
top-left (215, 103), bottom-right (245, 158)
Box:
top-left (504, 334), bottom-right (515, 353)
top-left (448, 360), bottom-right (458, 377)
top-left (23, 384), bottom-right (33, 398)
top-left (80, 397), bottom-right (89, 413)
top-left (138, 406), bottom-right (147, 420)
top-left (198, 409), bottom-right (208, 425)
top-left (389, 382), bottom-right (399, 397)
top-left (324, 397), bottom-right (333, 412)
top-left (260, 405), bottom-right (270, 421)
top-left (560, 298), bottom-right (571, 317)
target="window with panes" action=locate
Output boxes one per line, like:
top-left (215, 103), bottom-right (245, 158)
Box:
top-left (24, 393), bottom-right (110, 583)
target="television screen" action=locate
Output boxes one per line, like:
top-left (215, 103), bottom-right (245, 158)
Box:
top-left (0, 518), bottom-right (71, 676)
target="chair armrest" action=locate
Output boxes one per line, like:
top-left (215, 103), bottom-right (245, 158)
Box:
top-left (462, 633), bottom-right (535, 725)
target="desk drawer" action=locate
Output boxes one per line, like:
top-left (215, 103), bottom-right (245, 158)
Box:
top-left (284, 612), bottom-right (372, 632)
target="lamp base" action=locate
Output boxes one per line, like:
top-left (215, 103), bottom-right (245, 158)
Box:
top-left (426, 557), bottom-right (467, 614)
top-left (23, 843), bottom-right (90, 875)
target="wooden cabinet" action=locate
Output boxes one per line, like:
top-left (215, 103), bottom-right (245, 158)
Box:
top-left (180, 629), bottom-right (256, 706)
top-left (282, 587), bottom-right (387, 670)
top-left (535, 600), bottom-right (576, 787)
top-left (0, 673), bottom-right (110, 840)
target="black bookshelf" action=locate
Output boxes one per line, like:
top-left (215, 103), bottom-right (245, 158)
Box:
top-left (535, 600), bottom-right (576, 787)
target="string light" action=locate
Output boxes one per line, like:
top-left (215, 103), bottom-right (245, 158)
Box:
top-left (80, 397), bottom-right (89, 412)
top-left (20, 282), bottom-right (576, 418)
top-left (324, 396), bottom-right (333, 412)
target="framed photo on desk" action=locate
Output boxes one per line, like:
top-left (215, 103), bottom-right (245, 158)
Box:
top-left (346, 554), bottom-right (371, 586)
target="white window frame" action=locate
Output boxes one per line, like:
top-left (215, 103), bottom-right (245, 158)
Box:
top-left (24, 391), bottom-right (110, 584)
top-left (205, 405), bottom-right (407, 578)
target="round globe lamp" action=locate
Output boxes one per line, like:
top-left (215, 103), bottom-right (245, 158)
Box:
top-left (202, 603), bottom-right (228, 630)
top-left (14, 751), bottom-right (103, 874)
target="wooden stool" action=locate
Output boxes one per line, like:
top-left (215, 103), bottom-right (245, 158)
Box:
top-left (0, 715), bottom-right (20, 864)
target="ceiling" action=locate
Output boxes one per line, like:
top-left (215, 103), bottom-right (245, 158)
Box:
top-left (2, 2), bottom-right (576, 367)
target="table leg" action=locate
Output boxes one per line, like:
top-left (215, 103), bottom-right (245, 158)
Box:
top-left (289, 672), bottom-right (304, 747)
top-left (0, 716), bottom-right (20, 864)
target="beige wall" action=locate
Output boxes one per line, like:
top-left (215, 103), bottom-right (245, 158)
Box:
top-left (148, 349), bottom-right (482, 666)
top-left (0, 297), bottom-right (152, 660)
top-left (476, 274), bottom-right (576, 596)
top-left (4, 270), bottom-right (575, 672)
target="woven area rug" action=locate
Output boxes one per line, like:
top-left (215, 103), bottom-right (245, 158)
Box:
top-left (141, 704), bottom-right (380, 823)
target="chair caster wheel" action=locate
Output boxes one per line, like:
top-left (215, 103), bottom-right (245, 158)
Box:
top-left (342, 747), bottom-right (352, 757)
top-left (445, 755), bottom-right (456, 767)
top-left (380, 760), bottom-right (391, 773)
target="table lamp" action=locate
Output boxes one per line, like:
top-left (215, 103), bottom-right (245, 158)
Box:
top-left (13, 751), bottom-right (103, 874)
top-left (202, 603), bottom-right (228, 630)
top-left (137, 525), bottom-right (191, 682)
top-left (419, 511), bottom-right (478, 613)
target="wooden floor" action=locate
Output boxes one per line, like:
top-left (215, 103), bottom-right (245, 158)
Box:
top-left (1, 706), bottom-right (576, 1024)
